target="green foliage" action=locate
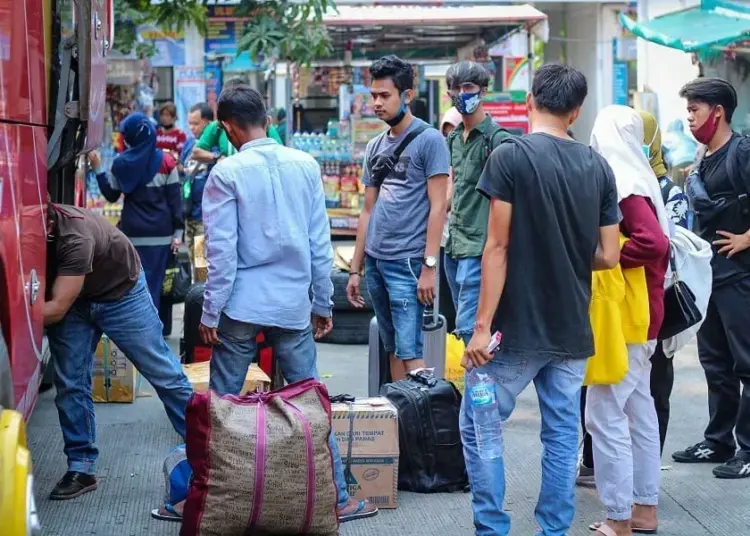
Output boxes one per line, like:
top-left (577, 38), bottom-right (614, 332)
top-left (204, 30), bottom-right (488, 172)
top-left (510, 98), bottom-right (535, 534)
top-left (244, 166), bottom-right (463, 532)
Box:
top-left (113, 0), bottom-right (207, 57)
top-left (235, 0), bottom-right (335, 65)
top-left (112, 0), bottom-right (335, 65)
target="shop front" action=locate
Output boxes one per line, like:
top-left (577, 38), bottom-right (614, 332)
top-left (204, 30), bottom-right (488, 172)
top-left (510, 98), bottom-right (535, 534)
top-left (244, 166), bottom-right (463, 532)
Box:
top-left (296, 3), bottom-right (549, 236)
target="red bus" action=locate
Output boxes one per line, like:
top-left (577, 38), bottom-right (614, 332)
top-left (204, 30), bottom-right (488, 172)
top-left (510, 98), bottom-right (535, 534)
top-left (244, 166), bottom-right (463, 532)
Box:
top-left (0, 1), bottom-right (112, 533)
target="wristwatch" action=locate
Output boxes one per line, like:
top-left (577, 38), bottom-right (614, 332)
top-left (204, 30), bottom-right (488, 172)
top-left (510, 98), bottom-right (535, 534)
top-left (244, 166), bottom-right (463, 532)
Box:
top-left (423, 256), bottom-right (437, 268)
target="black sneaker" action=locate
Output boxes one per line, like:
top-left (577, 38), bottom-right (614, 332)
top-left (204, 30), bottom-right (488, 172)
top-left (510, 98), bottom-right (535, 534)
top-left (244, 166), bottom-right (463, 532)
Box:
top-left (49, 471), bottom-right (98, 500)
top-left (713, 457), bottom-right (750, 479)
top-left (672, 441), bottom-right (734, 464)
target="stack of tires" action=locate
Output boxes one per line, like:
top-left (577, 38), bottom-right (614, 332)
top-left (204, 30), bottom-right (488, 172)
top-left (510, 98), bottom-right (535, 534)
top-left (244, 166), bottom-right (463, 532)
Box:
top-left (320, 270), bottom-right (373, 345)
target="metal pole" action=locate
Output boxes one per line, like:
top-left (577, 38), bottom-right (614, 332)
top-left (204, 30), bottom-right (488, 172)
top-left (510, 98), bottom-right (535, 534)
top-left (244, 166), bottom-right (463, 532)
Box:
top-left (527, 25), bottom-right (534, 92)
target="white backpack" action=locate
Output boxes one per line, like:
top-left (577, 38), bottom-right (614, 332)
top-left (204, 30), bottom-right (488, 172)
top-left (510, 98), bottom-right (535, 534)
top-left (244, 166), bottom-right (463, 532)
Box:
top-left (662, 226), bottom-right (713, 357)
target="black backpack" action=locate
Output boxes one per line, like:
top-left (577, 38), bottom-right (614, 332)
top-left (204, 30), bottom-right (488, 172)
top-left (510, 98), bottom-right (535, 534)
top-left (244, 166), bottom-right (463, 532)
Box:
top-left (380, 370), bottom-right (468, 493)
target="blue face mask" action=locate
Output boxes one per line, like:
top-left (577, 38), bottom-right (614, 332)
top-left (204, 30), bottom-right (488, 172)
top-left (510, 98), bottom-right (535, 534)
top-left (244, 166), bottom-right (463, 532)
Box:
top-left (385, 93), bottom-right (409, 127)
top-left (642, 144), bottom-right (651, 160)
top-left (452, 91), bottom-right (482, 115)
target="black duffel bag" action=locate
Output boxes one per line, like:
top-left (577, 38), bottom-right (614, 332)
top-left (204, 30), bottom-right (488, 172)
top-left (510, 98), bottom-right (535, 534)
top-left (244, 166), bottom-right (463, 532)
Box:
top-left (380, 370), bottom-right (468, 493)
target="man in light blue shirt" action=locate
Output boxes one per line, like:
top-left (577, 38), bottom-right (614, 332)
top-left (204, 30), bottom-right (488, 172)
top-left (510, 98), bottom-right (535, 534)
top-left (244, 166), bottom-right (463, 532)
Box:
top-left (198, 85), bottom-right (378, 523)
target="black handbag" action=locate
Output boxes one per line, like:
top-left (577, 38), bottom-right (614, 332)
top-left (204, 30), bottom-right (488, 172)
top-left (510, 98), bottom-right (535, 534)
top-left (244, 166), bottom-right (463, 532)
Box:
top-left (658, 251), bottom-right (703, 341)
top-left (162, 253), bottom-right (192, 304)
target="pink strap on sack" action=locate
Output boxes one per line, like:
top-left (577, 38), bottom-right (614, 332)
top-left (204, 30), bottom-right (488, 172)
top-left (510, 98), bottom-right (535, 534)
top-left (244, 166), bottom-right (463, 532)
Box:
top-left (284, 400), bottom-right (316, 534)
top-left (248, 399), bottom-right (267, 528)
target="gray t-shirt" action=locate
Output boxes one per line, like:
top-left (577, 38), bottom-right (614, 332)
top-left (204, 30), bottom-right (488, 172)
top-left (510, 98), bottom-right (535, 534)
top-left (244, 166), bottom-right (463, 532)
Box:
top-left (362, 118), bottom-right (450, 260)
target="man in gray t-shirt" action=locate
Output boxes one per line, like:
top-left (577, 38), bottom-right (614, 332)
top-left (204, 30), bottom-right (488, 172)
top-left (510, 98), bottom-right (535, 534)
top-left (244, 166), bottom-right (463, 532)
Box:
top-left (346, 55), bottom-right (450, 382)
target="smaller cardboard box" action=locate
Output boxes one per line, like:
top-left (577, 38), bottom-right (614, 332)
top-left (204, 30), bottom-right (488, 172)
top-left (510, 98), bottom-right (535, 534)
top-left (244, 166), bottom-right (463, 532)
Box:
top-left (183, 361), bottom-right (270, 394)
top-left (332, 397), bottom-right (399, 509)
top-left (93, 336), bottom-right (138, 403)
top-left (193, 234), bottom-right (208, 282)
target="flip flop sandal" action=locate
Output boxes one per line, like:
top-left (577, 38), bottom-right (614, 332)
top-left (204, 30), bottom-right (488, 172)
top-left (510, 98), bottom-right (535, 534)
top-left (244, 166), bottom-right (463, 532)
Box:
top-left (337, 500), bottom-right (378, 523)
top-left (150, 504), bottom-right (182, 522)
top-left (632, 527), bottom-right (658, 534)
top-left (588, 522), bottom-right (619, 536)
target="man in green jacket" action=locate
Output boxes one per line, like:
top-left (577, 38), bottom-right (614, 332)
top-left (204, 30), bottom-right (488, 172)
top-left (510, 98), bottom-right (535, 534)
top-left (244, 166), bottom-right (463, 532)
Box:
top-left (443, 61), bottom-right (510, 346)
top-left (192, 79), bottom-right (284, 164)
top-left (191, 119), bottom-right (283, 163)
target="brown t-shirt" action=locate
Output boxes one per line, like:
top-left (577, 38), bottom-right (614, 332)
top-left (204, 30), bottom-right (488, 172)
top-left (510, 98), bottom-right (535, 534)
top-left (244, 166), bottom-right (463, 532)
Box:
top-left (50, 205), bottom-right (141, 302)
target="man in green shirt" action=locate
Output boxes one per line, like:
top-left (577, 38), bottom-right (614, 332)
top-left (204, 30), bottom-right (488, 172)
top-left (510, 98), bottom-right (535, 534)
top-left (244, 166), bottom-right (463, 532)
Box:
top-left (191, 119), bottom-right (283, 163)
top-left (443, 61), bottom-right (510, 345)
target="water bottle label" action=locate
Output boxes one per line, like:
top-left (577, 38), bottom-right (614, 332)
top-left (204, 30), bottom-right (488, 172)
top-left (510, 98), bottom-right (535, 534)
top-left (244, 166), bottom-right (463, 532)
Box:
top-left (470, 384), bottom-right (496, 406)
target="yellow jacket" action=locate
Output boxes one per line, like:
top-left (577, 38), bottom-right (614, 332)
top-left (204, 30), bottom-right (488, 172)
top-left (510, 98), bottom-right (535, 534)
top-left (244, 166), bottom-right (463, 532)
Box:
top-left (584, 236), bottom-right (650, 386)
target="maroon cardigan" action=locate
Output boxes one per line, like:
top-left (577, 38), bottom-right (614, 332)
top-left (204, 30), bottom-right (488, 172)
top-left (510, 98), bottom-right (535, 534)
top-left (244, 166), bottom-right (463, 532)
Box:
top-left (619, 195), bottom-right (671, 341)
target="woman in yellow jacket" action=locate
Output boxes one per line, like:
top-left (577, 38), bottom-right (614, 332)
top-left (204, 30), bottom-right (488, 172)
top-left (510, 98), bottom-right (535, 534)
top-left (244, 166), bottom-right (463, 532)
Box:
top-left (586, 106), bottom-right (671, 536)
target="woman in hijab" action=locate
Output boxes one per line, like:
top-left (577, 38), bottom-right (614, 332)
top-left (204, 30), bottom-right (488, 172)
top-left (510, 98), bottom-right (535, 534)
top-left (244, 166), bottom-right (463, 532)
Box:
top-left (91, 112), bottom-right (183, 320)
top-left (586, 105), bottom-right (671, 536)
top-left (441, 106), bottom-right (462, 137)
top-left (578, 111), bottom-right (688, 487)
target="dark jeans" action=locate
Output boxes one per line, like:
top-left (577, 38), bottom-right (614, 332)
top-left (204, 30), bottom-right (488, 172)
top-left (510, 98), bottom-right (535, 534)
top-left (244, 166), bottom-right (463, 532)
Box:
top-left (581, 341), bottom-right (674, 468)
top-left (697, 277), bottom-right (750, 459)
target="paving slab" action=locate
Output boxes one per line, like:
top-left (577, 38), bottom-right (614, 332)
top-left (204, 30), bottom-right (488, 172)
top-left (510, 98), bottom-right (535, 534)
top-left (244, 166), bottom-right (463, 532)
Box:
top-left (27, 310), bottom-right (750, 535)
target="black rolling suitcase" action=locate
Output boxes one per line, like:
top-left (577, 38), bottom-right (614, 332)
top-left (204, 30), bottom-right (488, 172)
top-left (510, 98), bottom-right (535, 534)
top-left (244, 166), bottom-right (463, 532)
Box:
top-left (182, 283), bottom-right (209, 363)
top-left (380, 369), bottom-right (468, 493)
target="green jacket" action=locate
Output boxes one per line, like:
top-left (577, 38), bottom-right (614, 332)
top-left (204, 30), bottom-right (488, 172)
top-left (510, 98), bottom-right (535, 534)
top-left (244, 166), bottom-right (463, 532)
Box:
top-left (446, 115), bottom-right (511, 259)
top-left (196, 121), bottom-right (283, 157)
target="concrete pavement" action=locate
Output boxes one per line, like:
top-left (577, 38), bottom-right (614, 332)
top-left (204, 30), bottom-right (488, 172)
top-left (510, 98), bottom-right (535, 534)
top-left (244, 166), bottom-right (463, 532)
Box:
top-left (27, 307), bottom-right (750, 535)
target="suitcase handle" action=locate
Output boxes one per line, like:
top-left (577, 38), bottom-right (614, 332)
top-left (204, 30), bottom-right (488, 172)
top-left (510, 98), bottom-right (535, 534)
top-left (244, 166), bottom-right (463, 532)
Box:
top-left (409, 369), bottom-right (437, 387)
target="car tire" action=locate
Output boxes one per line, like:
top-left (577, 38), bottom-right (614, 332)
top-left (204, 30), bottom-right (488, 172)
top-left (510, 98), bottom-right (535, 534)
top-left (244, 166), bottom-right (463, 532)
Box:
top-left (0, 324), bottom-right (13, 409)
top-left (320, 311), bottom-right (372, 345)
top-left (331, 269), bottom-right (373, 312)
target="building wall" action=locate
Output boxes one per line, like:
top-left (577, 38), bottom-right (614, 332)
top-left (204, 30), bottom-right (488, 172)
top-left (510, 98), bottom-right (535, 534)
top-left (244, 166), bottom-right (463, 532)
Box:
top-left (544, 2), bottom-right (627, 140)
top-left (636, 0), bottom-right (699, 128)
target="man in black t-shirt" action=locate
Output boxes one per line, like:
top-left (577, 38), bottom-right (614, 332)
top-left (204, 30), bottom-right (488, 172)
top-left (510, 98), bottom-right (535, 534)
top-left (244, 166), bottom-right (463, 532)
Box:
top-left (461, 64), bottom-right (620, 535)
top-left (44, 204), bottom-right (192, 500)
top-left (673, 78), bottom-right (750, 479)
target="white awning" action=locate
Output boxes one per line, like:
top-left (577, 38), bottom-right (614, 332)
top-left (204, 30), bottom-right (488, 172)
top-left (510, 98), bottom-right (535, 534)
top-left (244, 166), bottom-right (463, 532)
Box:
top-left (323, 4), bottom-right (548, 56)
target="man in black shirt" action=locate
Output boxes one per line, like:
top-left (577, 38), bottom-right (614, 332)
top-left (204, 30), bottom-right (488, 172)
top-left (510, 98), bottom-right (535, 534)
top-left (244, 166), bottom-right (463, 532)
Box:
top-left (462, 64), bottom-right (620, 535)
top-left (45, 204), bottom-right (192, 499)
top-left (673, 78), bottom-right (750, 479)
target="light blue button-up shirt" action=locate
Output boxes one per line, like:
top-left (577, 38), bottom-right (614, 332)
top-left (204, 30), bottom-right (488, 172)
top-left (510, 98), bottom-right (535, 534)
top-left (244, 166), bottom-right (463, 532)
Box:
top-left (200, 137), bottom-right (334, 330)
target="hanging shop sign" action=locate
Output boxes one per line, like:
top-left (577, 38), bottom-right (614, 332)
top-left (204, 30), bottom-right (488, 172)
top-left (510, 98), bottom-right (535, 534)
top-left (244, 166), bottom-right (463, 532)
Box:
top-left (174, 66), bottom-right (207, 133)
top-left (206, 5), bottom-right (264, 71)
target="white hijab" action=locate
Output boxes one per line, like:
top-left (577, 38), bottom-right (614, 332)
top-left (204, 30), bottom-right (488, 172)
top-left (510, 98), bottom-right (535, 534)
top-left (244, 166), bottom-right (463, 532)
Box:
top-left (590, 105), bottom-right (672, 239)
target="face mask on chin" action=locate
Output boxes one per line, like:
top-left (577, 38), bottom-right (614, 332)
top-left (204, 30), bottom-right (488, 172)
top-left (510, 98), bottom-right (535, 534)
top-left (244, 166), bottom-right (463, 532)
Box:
top-left (693, 107), bottom-right (720, 145)
top-left (385, 93), bottom-right (409, 127)
top-left (161, 123), bottom-right (174, 130)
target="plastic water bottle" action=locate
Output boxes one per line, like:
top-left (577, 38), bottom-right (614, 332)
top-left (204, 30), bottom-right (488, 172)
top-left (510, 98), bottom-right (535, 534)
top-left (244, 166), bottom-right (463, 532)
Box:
top-left (467, 369), bottom-right (503, 460)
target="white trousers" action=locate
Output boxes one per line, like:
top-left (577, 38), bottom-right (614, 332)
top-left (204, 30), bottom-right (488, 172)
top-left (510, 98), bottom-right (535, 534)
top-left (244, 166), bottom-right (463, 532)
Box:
top-left (585, 341), bottom-right (661, 521)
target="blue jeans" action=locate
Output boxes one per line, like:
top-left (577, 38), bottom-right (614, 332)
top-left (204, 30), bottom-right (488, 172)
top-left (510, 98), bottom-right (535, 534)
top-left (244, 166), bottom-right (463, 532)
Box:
top-left (365, 255), bottom-right (425, 359)
top-left (47, 271), bottom-right (192, 475)
top-left (208, 313), bottom-right (350, 508)
top-left (461, 354), bottom-right (586, 536)
top-left (443, 254), bottom-right (482, 345)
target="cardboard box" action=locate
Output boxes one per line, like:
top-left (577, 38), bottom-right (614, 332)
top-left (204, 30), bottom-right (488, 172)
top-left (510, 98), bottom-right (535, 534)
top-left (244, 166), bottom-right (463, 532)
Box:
top-left (193, 234), bottom-right (208, 282)
top-left (183, 361), bottom-right (270, 394)
top-left (332, 398), bottom-right (399, 509)
top-left (93, 336), bottom-right (138, 403)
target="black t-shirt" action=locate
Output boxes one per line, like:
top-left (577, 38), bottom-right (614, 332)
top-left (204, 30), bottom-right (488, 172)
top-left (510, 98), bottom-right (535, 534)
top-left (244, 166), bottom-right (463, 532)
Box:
top-left (49, 205), bottom-right (141, 302)
top-left (698, 133), bottom-right (750, 284)
top-left (477, 133), bottom-right (619, 360)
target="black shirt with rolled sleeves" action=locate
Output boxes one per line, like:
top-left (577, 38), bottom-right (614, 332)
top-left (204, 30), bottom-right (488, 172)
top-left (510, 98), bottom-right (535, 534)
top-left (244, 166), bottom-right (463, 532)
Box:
top-left (48, 205), bottom-right (141, 302)
top-left (476, 133), bottom-right (620, 360)
top-left (697, 133), bottom-right (750, 286)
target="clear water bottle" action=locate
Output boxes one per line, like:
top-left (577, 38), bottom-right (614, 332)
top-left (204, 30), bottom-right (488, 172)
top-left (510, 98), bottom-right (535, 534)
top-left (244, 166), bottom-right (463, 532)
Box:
top-left (467, 369), bottom-right (503, 460)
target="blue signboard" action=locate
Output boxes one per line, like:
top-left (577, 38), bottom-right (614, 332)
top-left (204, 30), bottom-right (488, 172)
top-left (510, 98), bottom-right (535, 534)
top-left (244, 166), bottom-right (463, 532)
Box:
top-left (612, 39), bottom-right (629, 106)
top-left (613, 62), bottom-right (629, 106)
top-left (205, 5), bottom-right (263, 71)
